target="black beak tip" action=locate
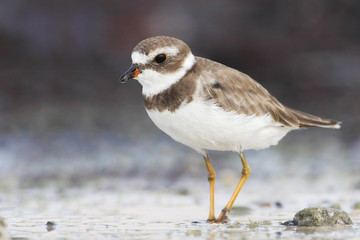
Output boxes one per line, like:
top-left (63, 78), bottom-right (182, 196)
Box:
top-left (119, 65), bottom-right (137, 84)
top-left (119, 72), bottom-right (131, 84)
top-left (119, 77), bottom-right (127, 84)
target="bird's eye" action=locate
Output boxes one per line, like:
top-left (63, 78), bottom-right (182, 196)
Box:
top-left (154, 54), bottom-right (167, 63)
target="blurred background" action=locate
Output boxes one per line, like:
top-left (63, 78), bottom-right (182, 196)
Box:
top-left (0, 0), bottom-right (359, 190)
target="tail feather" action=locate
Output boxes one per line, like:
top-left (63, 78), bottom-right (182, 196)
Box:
top-left (287, 107), bottom-right (341, 129)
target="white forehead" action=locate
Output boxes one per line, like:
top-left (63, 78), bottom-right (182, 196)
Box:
top-left (131, 46), bottom-right (180, 64)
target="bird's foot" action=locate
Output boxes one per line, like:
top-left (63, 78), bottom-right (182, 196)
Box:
top-left (206, 217), bottom-right (216, 223)
top-left (215, 208), bottom-right (230, 223)
top-left (206, 209), bottom-right (230, 223)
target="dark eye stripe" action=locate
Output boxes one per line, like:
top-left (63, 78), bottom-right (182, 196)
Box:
top-left (154, 54), bottom-right (167, 63)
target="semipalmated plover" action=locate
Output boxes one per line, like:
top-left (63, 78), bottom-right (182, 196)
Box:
top-left (119, 36), bottom-right (341, 223)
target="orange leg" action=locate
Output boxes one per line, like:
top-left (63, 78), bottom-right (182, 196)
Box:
top-left (203, 154), bottom-right (216, 222)
top-left (216, 150), bottom-right (251, 223)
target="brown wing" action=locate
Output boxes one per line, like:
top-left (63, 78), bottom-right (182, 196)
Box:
top-left (286, 108), bottom-right (341, 128)
top-left (197, 57), bottom-right (340, 128)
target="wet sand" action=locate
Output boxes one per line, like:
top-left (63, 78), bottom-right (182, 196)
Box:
top-left (1, 176), bottom-right (360, 240)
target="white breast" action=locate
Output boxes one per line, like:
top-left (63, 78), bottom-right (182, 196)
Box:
top-left (146, 99), bottom-right (293, 154)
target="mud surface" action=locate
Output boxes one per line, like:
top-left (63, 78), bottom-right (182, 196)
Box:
top-left (1, 133), bottom-right (359, 239)
top-left (1, 177), bottom-right (360, 240)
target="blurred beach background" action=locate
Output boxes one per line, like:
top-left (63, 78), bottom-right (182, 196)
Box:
top-left (0, 1), bottom-right (359, 239)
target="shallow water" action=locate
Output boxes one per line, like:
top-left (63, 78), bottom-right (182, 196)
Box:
top-left (1, 176), bottom-right (360, 240)
top-left (1, 133), bottom-right (359, 239)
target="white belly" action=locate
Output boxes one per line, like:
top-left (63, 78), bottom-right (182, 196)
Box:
top-left (146, 100), bottom-right (293, 154)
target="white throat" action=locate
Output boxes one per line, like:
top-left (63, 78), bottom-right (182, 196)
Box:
top-left (133, 52), bottom-right (196, 97)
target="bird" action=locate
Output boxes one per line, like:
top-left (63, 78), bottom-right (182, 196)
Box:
top-left (119, 36), bottom-right (341, 223)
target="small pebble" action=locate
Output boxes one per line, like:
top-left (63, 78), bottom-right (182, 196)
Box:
top-left (275, 201), bottom-right (283, 208)
top-left (191, 221), bottom-right (201, 224)
top-left (46, 221), bottom-right (57, 232)
top-left (281, 220), bottom-right (297, 226)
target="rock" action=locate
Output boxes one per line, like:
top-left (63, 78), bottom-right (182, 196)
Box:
top-left (293, 207), bottom-right (353, 226)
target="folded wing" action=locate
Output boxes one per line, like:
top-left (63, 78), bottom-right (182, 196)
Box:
top-left (198, 57), bottom-right (341, 129)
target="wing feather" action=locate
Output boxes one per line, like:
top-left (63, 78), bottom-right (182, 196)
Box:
top-left (197, 57), bottom-right (300, 127)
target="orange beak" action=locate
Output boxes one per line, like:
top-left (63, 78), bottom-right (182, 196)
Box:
top-left (133, 68), bottom-right (141, 78)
